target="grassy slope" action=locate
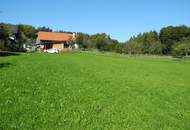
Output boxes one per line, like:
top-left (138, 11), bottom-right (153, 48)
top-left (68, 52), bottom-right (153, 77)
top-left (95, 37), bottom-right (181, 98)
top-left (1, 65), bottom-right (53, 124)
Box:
top-left (0, 52), bottom-right (190, 130)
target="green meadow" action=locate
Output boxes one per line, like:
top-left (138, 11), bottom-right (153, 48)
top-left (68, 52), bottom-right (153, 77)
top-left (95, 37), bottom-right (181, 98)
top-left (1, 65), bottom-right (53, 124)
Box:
top-left (1, 52), bottom-right (190, 130)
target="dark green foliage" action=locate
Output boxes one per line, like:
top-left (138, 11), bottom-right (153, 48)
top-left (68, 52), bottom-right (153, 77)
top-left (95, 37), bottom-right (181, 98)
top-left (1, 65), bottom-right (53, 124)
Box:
top-left (56, 30), bottom-right (74, 34)
top-left (143, 31), bottom-right (161, 54)
top-left (159, 25), bottom-right (190, 54)
top-left (75, 32), bottom-right (90, 49)
top-left (0, 24), bottom-right (9, 50)
top-left (93, 33), bottom-right (110, 51)
top-left (76, 32), bottom-right (119, 51)
top-left (15, 25), bottom-right (27, 51)
top-left (0, 24), bottom-right (9, 40)
top-left (0, 23), bottom-right (20, 51)
top-left (115, 43), bottom-right (126, 53)
top-left (125, 31), bottom-right (162, 55)
top-left (20, 24), bottom-right (37, 39)
top-left (0, 23), bottom-right (37, 51)
top-left (75, 26), bottom-right (190, 56)
top-left (126, 39), bottom-right (143, 54)
top-left (37, 26), bottom-right (52, 32)
top-left (124, 26), bottom-right (190, 56)
top-left (172, 37), bottom-right (190, 57)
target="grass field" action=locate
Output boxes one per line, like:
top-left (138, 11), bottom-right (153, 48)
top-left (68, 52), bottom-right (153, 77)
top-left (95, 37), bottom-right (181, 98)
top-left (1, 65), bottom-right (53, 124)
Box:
top-left (1, 52), bottom-right (190, 130)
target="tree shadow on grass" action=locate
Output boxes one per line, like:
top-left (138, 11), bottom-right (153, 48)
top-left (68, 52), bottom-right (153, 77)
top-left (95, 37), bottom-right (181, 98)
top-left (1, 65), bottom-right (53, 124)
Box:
top-left (0, 51), bottom-right (20, 57)
top-left (0, 63), bottom-right (12, 69)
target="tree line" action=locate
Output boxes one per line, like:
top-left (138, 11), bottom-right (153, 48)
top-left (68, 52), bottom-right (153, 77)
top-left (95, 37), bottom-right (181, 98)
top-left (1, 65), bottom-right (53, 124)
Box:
top-left (0, 22), bottom-right (190, 57)
top-left (76, 25), bottom-right (190, 57)
top-left (0, 23), bottom-right (52, 51)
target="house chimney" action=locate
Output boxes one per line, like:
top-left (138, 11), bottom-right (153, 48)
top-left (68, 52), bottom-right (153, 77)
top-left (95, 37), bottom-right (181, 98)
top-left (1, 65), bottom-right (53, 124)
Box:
top-left (72, 33), bottom-right (76, 38)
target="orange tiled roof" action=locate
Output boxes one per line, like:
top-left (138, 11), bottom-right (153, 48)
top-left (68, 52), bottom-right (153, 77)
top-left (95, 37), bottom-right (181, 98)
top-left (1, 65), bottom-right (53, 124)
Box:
top-left (37, 31), bottom-right (73, 42)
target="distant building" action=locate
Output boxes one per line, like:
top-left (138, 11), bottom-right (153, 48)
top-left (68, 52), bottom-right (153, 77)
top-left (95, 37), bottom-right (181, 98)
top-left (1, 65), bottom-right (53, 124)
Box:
top-left (36, 31), bottom-right (76, 51)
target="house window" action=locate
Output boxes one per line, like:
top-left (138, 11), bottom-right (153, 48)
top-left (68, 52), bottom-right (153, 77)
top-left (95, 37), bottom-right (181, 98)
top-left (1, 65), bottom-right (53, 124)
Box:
top-left (64, 43), bottom-right (70, 48)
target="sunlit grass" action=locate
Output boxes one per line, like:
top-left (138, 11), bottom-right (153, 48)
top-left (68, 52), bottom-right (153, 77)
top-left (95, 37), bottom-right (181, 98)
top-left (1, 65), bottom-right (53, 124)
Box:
top-left (1, 52), bottom-right (190, 129)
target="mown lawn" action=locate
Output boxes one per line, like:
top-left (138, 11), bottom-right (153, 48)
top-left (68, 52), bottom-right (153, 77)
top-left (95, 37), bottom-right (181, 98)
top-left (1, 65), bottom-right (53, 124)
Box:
top-left (0, 52), bottom-right (190, 130)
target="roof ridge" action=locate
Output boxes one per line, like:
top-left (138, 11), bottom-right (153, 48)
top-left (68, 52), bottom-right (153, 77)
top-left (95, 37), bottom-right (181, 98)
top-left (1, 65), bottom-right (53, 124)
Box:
top-left (38, 31), bottom-right (73, 35)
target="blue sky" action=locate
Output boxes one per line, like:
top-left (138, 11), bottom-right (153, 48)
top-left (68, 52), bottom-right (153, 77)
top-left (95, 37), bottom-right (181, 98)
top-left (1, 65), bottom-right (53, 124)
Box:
top-left (0, 0), bottom-right (190, 42)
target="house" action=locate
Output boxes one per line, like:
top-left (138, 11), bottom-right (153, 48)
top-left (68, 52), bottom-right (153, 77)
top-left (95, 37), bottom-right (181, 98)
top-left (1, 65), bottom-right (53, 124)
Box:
top-left (36, 31), bottom-right (76, 51)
